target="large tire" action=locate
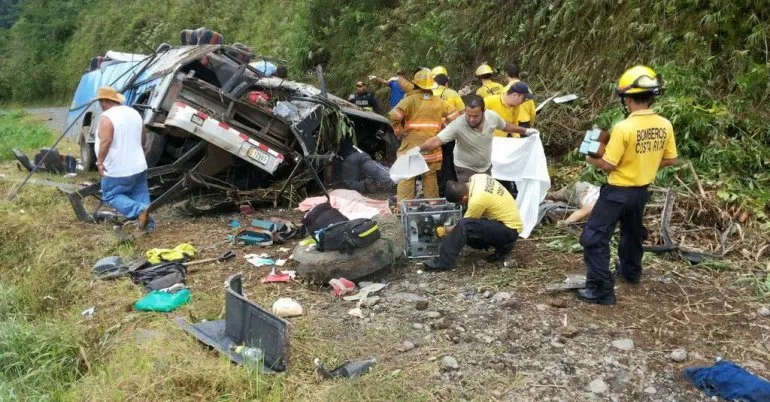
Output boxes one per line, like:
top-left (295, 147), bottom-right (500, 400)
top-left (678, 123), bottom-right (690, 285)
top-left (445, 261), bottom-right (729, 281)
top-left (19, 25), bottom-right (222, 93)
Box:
top-left (293, 214), bottom-right (405, 283)
top-left (80, 125), bottom-right (96, 171)
top-left (144, 130), bottom-right (166, 168)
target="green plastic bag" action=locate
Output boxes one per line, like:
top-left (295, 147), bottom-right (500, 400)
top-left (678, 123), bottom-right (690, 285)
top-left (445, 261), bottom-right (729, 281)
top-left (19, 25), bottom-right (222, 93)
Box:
top-left (134, 289), bottom-right (191, 312)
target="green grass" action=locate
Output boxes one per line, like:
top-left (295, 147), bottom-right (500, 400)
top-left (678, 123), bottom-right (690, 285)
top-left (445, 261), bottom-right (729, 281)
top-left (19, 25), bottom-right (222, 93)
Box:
top-left (0, 110), bottom-right (55, 161)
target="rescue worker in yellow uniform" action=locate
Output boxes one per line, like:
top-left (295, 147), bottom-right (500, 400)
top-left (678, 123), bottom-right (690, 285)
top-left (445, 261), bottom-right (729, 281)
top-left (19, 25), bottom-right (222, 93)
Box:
top-left (474, 63), bottom-right (505, 98)
top-left (431, 65), bottom-right (465, 197)
top-left (502, 63), bottom-right (536, 127)
top-left (431, 66), bottom-right (465, 110)
top-left (423, 175), bottom-right (523, 271)
top-left (484, 82), bottom-right (535, 138)
top-left (389, 68), bottom-right (460, 201)
top-left (484, 81), bottom-right (538, 198)
top-left (578, 66), bottom-right (678, 305)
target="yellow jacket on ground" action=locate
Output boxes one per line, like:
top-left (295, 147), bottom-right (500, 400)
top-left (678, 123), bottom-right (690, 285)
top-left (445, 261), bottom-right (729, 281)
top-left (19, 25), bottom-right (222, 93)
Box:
top-left (603, 109), bottom-right (677, 187)
top-left (465, 174), bottom-right (523, 231)
top-left (484, 94), bottom-right (520, 137)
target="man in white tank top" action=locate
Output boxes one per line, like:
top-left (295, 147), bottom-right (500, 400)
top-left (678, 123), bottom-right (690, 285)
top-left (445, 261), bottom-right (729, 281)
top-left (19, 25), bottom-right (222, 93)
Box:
top-left (94, 87), bottom-right (154, 232)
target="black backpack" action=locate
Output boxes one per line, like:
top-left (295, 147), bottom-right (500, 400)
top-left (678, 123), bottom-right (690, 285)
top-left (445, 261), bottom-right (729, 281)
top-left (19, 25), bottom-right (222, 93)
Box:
top-left (315, 218), bottom-right (381, 254)
top-left (302, 202), bottom-right (348, 236)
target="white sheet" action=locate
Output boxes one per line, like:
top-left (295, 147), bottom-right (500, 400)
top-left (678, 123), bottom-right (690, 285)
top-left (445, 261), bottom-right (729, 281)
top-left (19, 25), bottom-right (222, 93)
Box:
top-left (389, 152), bottom-right (429, 183)
top-left (490, 135), bottom-right (551, 238)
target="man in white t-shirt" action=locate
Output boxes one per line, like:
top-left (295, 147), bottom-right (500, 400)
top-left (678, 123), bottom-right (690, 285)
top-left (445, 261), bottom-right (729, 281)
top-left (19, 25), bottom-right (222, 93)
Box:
top-left (94, 86), bottom-right (154, 231)
top-left (414, 94), bottom-right (539, 184)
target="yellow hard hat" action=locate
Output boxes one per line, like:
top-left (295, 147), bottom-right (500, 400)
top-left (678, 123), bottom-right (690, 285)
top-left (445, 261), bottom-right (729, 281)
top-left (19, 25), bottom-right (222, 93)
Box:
top-left (432, 66), bottom-right (448, 77)
top-left (616, 65), bottom-right (663, 95)
top-left (412, 67), bottom-right (438, 90)
top-left (475, 63), bottom-right (494, 76)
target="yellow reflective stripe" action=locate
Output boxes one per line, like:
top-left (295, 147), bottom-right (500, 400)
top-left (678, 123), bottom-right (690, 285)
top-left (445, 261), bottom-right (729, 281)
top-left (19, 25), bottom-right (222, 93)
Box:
top-left (358, 224), bottom-right (380, 237)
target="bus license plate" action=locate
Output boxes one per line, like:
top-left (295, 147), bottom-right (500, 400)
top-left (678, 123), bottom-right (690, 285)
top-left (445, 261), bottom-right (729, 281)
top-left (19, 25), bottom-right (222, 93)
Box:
top-left (247, 147), bottom-right (269, 165)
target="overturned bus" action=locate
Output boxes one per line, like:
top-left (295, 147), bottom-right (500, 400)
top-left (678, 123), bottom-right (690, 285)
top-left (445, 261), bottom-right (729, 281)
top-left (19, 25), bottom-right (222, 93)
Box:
top-left (65, 42), bottom-right (395, 221)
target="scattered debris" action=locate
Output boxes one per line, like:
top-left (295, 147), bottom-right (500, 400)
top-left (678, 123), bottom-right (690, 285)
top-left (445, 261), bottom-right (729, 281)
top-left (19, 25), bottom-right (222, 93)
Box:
top-left (272, 298), bottom-right (304, 317)
top-left (261, 268), bottom-right (296, 283)
top-left (329, 278), bottom-right (356, 297)
top-left (275, 258), bottom-right (287, 267)
top-left (135, 289), bottom-right (191, 312)
top-left (671, 349), bottom-right (688, 362)
top-left (245, 254), bottom-right (275, 267)
top-left (343, 282), bottom-right (388, 301)
top-left (546, 274), bottom-right (587, 292)
top-left (81, 306), bottom-right (96, 317)
top-left (176, 273), bottom-right (290, 372)
top-left (348, 307), bottom-right (365, 318)
top-left (683, 359), bottom-right (770, 401)
top-left (314, 356), bottom-right (377, 380)
top-left (278, 247), bottom-right (291, 253)
top-left (611, 339), bottom-right (635, 351)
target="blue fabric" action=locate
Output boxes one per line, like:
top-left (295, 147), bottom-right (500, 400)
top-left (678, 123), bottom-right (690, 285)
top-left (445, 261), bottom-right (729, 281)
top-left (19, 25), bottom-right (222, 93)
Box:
top-left (388, 80), bottom-right (405, 108)
top-left (251, 60), bottom-right (277, 77)
top-left (102, 170), bottom-right (154, 228)
top-left (683, 360), bottom-right (770, 402)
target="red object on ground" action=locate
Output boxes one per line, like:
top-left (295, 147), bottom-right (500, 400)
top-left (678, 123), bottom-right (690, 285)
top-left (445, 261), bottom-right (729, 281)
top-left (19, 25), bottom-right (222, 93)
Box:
top-left (247, 91), bottom-right (270, 105)
top-left (329, 278), bottom-right (356, 297)
top-left (239, 204), bottom-right (254, 215)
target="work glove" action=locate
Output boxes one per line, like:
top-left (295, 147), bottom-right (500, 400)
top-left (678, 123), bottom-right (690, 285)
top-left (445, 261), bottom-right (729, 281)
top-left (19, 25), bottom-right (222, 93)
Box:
top-left (368, 75), bottom-right (377, 81)
top-left (524, 128), bottom-right (540, 137)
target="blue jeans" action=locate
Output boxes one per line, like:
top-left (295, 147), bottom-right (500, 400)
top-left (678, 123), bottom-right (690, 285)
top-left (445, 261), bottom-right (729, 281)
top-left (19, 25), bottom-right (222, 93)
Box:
top-left (102, 170), bottom-right (155, 228)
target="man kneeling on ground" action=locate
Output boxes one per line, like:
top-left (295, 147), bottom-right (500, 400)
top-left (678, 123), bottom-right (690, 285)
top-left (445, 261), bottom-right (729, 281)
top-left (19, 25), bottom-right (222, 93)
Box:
top-left (424, 175), bottom-right (523, 271)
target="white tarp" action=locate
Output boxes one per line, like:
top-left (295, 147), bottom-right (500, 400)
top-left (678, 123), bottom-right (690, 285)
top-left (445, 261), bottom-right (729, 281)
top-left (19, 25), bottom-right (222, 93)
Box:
top-left (389, 151), bottom-right (429, 184)
top-left (490, 135), bottom-right (551, 238)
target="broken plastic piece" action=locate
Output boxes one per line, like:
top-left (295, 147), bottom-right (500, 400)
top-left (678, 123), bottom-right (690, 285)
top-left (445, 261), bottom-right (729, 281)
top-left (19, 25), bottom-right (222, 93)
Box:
top-left (546, 274), bottom-right (587, 292)
top-left (176, 273), bottom-right (290, 372)
top-left (245, 254), bottom-right (275, 267)
top-left (343, 283), bottom-right (388, 301)
top-left (261, 268), bottom-right (294, 283)
top-left (314, 357), bottom-right (377, 380)
top-left (329, 278), bottom-right (356, 297)
top-left (229, 219), bottom-right (241, 228)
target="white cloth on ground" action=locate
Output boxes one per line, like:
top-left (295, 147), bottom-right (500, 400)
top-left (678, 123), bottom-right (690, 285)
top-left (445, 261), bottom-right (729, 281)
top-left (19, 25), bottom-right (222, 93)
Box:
top-left (490, 135), bottom-right (551, 238)
top-left (297, 189), bottom-right (391, 220)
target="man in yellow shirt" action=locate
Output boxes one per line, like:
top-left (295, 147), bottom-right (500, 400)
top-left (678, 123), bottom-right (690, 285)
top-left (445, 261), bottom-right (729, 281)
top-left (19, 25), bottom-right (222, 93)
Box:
top-left (424, 175), bottom-right (523, 271)
top-left (388, 68), bottom-right (460, 201)
top-left (474, 63), bottom-right (505, 98)
top-left (502, 63), bottom-right (537, 127)
top-left (484, 82), bottom-right (535, 138)
top-left (484, 81), bottom-right (537, 197)
top-left (578, 66), bottom-right (678, 305)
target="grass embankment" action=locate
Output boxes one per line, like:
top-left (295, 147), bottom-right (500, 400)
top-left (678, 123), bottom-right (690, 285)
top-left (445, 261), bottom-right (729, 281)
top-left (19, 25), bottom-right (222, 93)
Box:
top-left (0, 110), bottom-right (55, 161)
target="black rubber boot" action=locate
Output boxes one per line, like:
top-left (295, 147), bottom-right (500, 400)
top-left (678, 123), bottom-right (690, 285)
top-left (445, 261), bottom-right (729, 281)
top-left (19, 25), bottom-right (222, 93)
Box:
top-left (577, 287), bottom-right (616, 305)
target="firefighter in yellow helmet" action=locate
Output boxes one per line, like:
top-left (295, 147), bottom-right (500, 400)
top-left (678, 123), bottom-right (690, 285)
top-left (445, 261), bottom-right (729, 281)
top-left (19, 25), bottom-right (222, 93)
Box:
top-left (388, 68), bottom-right (461, 201)
top-left (431, 66), bottom-right (465, 111)
top-left (578, 66), bottom-right (678, 305)
top-left (474, 63), bottom-right (504, 98)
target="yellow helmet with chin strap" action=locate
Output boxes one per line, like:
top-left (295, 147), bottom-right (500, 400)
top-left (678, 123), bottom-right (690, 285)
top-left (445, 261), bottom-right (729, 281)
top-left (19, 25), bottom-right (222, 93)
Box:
top-left (412, 67), bottom-right (438, 90)
top-left (616, 65), bottom-right (663, 96)
top-left (431, 66), bottom-right (448, 77)
top-left (475, 63), bottom-right (494, 77)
